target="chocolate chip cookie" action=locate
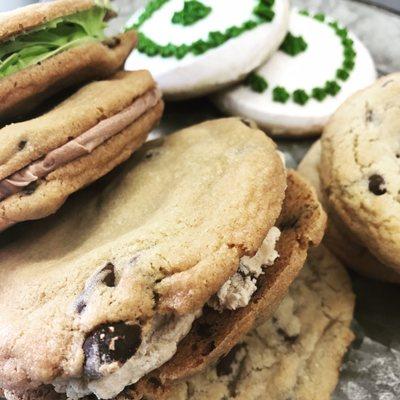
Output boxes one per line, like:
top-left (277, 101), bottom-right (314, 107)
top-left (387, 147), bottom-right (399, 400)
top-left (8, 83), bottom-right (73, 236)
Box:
top-left (0, 118), bottom-right (325, 400)
top-left (320, 73), bottom-right (400, 275)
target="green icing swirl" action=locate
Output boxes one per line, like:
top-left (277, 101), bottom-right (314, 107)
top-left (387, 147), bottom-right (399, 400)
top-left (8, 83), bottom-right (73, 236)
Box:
top-left (172, 1), bottom-right (211, 26)
top-left (247, 10), bottom-right (358, 106)
top-left (127, 0), bottom-right (277, 59)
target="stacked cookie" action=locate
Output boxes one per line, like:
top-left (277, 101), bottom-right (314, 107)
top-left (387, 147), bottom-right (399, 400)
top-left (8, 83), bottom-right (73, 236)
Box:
top-left (0, 118), bottom-right (330, 400)
top-left (125, 0), bottom-right (377, 136)
top-left (0, 0), bottom-right (165, 228)
top-left (299, 74), bottom-right (400, 284)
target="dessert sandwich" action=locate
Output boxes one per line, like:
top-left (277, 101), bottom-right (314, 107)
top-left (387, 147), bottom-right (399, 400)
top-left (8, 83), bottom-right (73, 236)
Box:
top-left (0, 0), bottom-right (137, 121)
top-left (0, 119), bottom-right (326, 400)
top-left (0, 70), bottom-right (163, 230)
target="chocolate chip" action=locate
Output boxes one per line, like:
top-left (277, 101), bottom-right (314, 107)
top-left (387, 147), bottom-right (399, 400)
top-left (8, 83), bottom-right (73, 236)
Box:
top-left (103, 37), bottom-right (121, 49)
top-left (76, 298), bottom-right (87, 314)
top-left (365, 108), bottom-right (374, 122)
top-left (145, 150), bottom-right (160, 160)
top-left (196, 322), bottom-right (213, 338)
top-left (83, 322), bottom-right (142, 379)
top-left (23, 181), bottom-right (38, 196)
top-left (148, 376), bottom-right (162, 388)
top-left (216, 344), bottom-right (244, 377)
top-left (279, 216), bottom-right (299, 231)
top-left (277, 328), bottom-right (299, 344)
top-left (241, 119), bottom-right (251, 127)
top-left (201, 340), bottom-right (216, 356)
top-left (368, 174), bottom-right (387, 196)
top-left (18, 140), bottom-right (27, 150)
top-left (101, 263), bottom-right (116, 287)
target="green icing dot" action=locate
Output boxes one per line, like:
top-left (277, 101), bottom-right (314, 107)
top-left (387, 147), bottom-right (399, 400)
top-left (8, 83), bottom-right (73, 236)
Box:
top-left (314, 13), bottom-right (326, 22)
top-left (245, 73), bottom-right (268, 93)
top-left (253, 2), bottom-right (275, 22)
top-left (336, 68), bottom-right (350, 81)
top-left (280, 32), bottom-right (308, 56)
top-left (273, 87), bottom-right (290, 103)
top-left (293, 89), bottom-right (309, 105)
top-left (325, 80), bottom-right (341, 96)
top-left (171, 1), bottom-right (211, 26)
top-left (299, 9), bottom-right (310, 16)
top-left (312, 87), bottom-right (327, 102)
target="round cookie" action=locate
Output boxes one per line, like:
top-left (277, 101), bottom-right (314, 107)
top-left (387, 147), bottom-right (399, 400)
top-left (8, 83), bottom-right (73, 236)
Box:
top-left (298, 141), bottom-right (400, 284)
top-left (124, 0), bottom-right (289, 99)
top-left (320, 73), bottom-right (400, 275)
top-left (149, 246), bottom-right (355, 400)
top-left (214, 9), bottom-right (377, 136)
top-left (0, 119), bottom-right (326, 400)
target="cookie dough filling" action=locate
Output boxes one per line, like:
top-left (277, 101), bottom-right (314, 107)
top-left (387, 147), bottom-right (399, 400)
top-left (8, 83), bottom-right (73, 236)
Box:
top-left (54, 229), bottom-right (280, 399)
top-left (55, 310), bottom-right (201, 399)
top-left (0, 87), bottom-right (162, 201)
top-left (210, 227), bottom-right (281, 311)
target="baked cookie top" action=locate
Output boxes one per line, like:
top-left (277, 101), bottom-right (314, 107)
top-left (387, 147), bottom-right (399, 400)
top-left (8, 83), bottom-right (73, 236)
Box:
top-left (320, 73), bottom-right (400, 273)
top-left (124, 0), bottom-right (289, 99)
top-left (299, 141), bottom-right (400, 284)
top-left (0, 119), bottom-right (286, 394)
top-left (150, 245), bottom-right (356, 400)
top-left (214, 9), bottom-right (376, 136)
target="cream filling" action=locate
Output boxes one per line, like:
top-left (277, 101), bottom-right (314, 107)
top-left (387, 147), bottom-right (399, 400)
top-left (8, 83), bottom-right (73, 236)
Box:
top-left (0, 87), bottom-right (161, 201)
top-left (54, 228), bottom-right (280, 399)
top-left (209, 227), bottom-right (281, 311)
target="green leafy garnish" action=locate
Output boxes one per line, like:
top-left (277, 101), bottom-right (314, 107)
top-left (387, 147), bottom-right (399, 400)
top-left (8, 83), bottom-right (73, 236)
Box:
top-left (280, 32), bottom-right (308, 56)
top-left (0, 6), bottom-right (108, 79)
top-left (172, 1), bottom-right (211, 26)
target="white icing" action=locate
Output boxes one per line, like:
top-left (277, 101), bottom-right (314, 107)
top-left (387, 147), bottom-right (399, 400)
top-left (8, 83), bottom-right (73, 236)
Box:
top-left (54, 311), bottom-right (200, 399)
top-left (125, 0), bottom-right (290, 99)
top-left (211, 227), bottom-right (281, 311)
top-left (214, 9), bottom-right (377, 134)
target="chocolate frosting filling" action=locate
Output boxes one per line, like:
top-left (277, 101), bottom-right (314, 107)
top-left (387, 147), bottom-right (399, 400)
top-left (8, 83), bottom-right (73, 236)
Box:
top-left (0, 87), bottom-right (161, 201)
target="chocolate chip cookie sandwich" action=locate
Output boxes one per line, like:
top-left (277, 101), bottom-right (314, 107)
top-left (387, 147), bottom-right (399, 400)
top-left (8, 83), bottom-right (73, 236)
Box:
top-left (0, 70), bottom-right (163, 231)
top-left (0, 119), bottom-right (326, 400)
top-left (0, 0), bottom-right (137, 121)
top-left (298, 74), bottom-right (400, 283)
top-left (215, 9), bottom-right (376, 136)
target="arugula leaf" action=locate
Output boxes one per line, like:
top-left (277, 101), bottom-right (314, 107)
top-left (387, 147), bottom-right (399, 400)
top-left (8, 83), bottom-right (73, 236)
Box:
top-left (0, 6), bottom-right (108, 79)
